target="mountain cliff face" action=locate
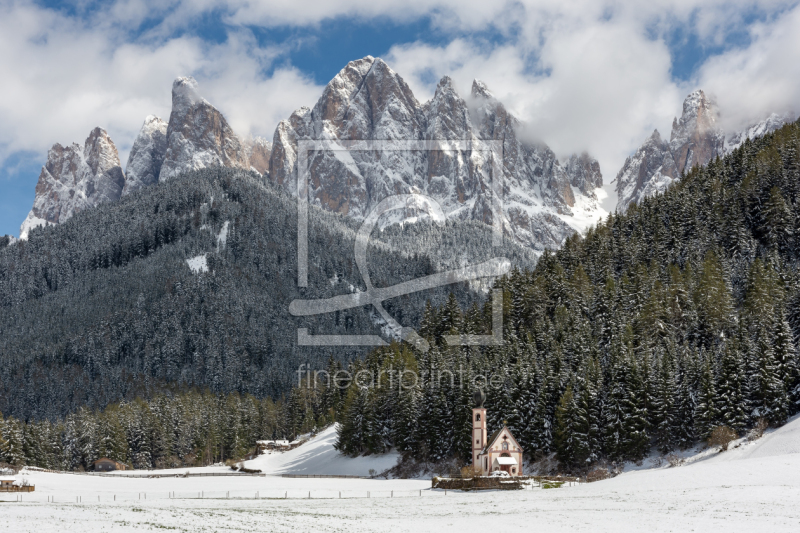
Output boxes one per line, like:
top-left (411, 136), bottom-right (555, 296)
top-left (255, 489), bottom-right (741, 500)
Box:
top-left (268, 56), bottom-right (605, 251)
top-left (158, 77), bottom-right (250, 182)
top-left (245, 136), bottom-right (272, 175)
top-left (615, 130), bottom-right (679, 211)
top-left (122, 115), bottom-right (168, 196)
top-left (20, 127), bottom-right (125, 239)
top-left (616, 90), bottom-right (793, 211)
top-left (668, 90), bottom-right (725, 176)
top-left (21, 77), bottom-right (269, 238)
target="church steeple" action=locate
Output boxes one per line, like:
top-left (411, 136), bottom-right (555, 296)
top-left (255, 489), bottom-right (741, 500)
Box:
top-left (472, 390), bottom-right (487, 472)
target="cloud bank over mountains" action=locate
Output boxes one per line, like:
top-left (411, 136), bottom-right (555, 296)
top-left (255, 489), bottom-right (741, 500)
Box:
top-left (0, 0), bottom-right (799, 223)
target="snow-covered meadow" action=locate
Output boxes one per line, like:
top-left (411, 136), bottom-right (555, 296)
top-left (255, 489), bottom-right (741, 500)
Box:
top-left (3, 419), bottom-right (800, 532)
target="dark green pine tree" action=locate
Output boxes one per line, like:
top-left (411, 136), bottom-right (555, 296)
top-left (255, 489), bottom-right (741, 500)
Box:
top-left (335, 385), bottom-right (376, 456)
top-left (716, 340), bottom-right (748, 432)
top-left (528, 361), bottom-right (555, 454)
top-left (672, 349), bottom-right (696, 449)
top-left (754, 326), bottom-right (790, 425)
top-left (694, 353), bottom-right (719, 441)
top-left (625, 347), bottom-right (651, 461)
top-left (652, 348), bottom-right (677, 453)
top-left (603, 338), bottom-right (648, 462)
top-left (772, 308), bottom-right (800, 413)
top-left (554, 383), bottom-right (591, 470)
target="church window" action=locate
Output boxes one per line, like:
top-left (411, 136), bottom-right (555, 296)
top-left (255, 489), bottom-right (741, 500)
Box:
top-left (502, 442), bottom-right (509, 451)
top-left (476, 414), bottom-right (481, 421)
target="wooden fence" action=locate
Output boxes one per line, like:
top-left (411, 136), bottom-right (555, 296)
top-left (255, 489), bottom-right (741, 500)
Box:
top-left (23, 466), bottom-right (264, 478)
top-left (281, 474), bottom-right (369, 479)
top-left (0, 486), bottom-right (35, 492)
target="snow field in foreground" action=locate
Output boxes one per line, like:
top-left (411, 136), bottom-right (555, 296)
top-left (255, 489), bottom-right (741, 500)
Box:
top-left (3, 418), bottom-right (800, 532)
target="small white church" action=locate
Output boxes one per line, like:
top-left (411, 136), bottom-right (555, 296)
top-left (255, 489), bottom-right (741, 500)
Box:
top-left (471, 390), bottom-right (524, 476)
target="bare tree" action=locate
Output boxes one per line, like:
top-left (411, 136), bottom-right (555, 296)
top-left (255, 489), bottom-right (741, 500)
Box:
top-left (708, 426), bottom-right (737, 452)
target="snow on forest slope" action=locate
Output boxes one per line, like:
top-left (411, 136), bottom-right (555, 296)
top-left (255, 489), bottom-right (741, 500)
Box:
top-left (244, 425), bottom-right (399, 476)
top-left (739, 414), bottom-right (800, 459)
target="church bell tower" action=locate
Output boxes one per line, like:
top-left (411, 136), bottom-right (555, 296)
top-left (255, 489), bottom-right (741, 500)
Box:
top-left (472, 389), bottom-right (487, 473)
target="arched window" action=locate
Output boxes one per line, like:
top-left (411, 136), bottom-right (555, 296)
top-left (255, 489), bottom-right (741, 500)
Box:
top-left (502, 442), bottom-right (509, 451)
top-left (476, 414), bottom-right (481, 421)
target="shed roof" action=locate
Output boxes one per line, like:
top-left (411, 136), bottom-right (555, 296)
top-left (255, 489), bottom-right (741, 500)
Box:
top-left (495, 457), bottom-right (518, 465)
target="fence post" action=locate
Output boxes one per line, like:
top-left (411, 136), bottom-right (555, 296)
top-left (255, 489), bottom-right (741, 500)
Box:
top-left (285, 491), bottom-right (287, 499)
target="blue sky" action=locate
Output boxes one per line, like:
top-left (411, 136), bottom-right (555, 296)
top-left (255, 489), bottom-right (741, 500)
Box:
top-left (1, 0), bottom-right (799, 237)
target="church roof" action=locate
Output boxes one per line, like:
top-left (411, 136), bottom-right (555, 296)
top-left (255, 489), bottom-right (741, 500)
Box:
top-left (480, 425), bottom-right (523, 455)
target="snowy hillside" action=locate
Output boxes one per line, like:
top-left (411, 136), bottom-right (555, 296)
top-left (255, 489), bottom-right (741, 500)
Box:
top-left (4, 416), bottom-right (800, 531)
top-left (244, 425), bottom-right (399, 477)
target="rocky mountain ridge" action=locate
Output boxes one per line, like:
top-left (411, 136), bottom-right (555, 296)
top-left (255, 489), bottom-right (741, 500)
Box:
top-left (18, 58), bottom-right (606, 252)
top-left (268, 56), bottom-right (605, 251)
top-left (20, 127), bottom-right (125, 239)
top-left (615, 90), bottom-right (794, 211)
top-left (20, 78), bottom-right (271, 239)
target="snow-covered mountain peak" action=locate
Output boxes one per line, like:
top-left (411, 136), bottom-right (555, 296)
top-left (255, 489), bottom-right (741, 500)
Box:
top-left (123, 115), bottom-right (168, 196)
top-left (616, 89), bottom-right (792, 211)
top-left (171, 76), bottom-right (205, 113)
top-left (159, 76), bottom-right (249, 181)
top-left (724, 112), bottom-right (796, 153)
top-left (20, 127), bottom-right (125, 239)
top-left (669, 89), bottom-right (723, 175)
top-left (471, 79), bottom-right (494, 100)
top-left (268, 57), bottom-right (607, 250)
top-left (648, 129), bottom-right (663, 143)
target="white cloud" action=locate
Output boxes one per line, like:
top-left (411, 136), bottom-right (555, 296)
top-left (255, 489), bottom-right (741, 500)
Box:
top-left (697, 3), bottom-right (800, 132)
top-left (1, 0), bottom-right (799, 224)
top-left (0, 1), bottom-right (322, 168)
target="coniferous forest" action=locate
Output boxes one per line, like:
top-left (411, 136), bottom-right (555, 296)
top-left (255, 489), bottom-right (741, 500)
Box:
top-left (330, 120), bottom-right (800, 469)
top-left (0, 167), bottom-right (534, 423)
top-left (2, 120), bottom-right (800, 472)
